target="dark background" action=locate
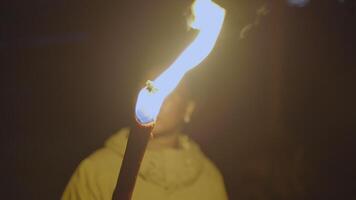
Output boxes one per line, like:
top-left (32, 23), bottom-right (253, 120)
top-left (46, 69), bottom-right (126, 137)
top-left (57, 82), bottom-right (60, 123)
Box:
top-left (2, 0), bottom-right (356, 199)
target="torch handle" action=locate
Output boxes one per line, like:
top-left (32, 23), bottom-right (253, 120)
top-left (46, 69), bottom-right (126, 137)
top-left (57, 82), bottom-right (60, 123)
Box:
top-left (112, 124), bottom-right (152, 200)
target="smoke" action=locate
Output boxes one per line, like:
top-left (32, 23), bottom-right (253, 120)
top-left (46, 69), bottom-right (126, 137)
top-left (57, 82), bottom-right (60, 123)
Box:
top-left (239, 4), bottom-right (270, 40)
top-left (239, 0), bottom-right (312, 40)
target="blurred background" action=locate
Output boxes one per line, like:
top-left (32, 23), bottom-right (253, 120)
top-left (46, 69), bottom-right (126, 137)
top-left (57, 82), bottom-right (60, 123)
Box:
top-left (2, 0), bottom-right (356, 199)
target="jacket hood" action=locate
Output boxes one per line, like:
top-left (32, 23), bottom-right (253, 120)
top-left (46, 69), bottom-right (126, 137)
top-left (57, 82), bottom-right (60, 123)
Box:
top-left (105, 128), bottom-right (204, 191)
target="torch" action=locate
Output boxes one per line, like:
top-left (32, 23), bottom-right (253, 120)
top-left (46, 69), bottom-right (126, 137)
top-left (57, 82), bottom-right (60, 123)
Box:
top-left (112, 0), bottom-right (225, 199)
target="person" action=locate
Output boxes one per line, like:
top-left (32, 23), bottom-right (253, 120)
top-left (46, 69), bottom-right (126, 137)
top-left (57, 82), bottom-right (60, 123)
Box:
top-left (61, 72), bottom-right (228, 200)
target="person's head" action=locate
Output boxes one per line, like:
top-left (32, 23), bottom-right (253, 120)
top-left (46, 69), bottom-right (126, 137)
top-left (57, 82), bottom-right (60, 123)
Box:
top-left (153, 81), bottom-right (195, 136)
top-left (139, 68), bottom-right (195, 136)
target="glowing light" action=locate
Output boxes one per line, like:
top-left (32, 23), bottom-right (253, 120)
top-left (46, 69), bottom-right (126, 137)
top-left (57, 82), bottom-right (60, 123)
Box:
top-left (288, 0), bottom-right (310, 7)
top-left (135, 0), bottom-right (225, 126)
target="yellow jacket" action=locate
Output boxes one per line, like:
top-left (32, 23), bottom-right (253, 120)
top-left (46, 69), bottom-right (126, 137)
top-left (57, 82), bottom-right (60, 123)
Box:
top-left (62, 128), bottom-right (228, 200)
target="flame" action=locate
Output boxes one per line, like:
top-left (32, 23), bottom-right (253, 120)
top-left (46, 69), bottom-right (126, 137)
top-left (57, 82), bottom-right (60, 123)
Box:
top-left (135, 0), bottom-right (225, 126)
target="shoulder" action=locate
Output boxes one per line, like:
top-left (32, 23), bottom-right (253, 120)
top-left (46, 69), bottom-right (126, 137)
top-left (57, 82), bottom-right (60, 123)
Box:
top-left (203, 157), bottom-right (224, 180)
top-left (182, 136), bottom-right (228, 199)
top-left (197, 152), bottom-right (229, 199)
top-left (183, 136), bottom-right (225, 182)
top-left (62, 128), bottom-right (129, 200)
top-left (77, 128), bottom-right (131, 182)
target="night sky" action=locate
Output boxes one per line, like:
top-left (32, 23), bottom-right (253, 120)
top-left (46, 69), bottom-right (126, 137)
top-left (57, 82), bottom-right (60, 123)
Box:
top-left (2, 0), bottom-right (356, 199)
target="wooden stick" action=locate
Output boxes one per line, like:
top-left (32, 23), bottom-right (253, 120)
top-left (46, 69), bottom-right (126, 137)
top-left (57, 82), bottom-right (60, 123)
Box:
top-left (112, 123), bottom-right (153, 200)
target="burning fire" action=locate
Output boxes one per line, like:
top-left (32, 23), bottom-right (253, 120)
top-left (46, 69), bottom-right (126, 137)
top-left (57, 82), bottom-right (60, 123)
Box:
top-left (135, 0), bottom-right (226, 126)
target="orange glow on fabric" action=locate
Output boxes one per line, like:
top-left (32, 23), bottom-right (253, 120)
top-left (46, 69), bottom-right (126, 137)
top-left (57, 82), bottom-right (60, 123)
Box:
top-left (135, 0), bottom-right (226, 126)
